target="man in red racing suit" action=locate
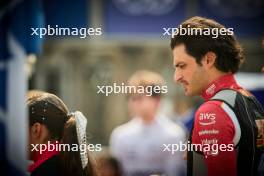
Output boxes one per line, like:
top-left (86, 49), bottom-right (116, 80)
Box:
top-left (170, 16), bottom-right (264, 176)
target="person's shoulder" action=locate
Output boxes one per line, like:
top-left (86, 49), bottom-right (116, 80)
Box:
top-left (31, 155), bottom-right (61, 176)
top-left (110, 119), bottom-right (138, 139)
top-left (196, 100), bottom-right (223, 114)
top-left (159, 116), bottom-right (186, 138)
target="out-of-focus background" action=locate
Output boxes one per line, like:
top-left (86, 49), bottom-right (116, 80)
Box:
top-left (1, 0), bottom-right (264, 175)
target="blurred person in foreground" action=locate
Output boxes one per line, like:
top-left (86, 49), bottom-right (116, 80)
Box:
top-left (27, 91), bottom-right (97, 176)
top-left (171, 16), bottom-right (264, 176)
top-left (110, 70), bottom-right (186, 176)
top-left (97, 152), bottom-right (122, 176)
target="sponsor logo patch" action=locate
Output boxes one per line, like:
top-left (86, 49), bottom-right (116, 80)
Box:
top-left (199, 113), bottom-right (216, 126)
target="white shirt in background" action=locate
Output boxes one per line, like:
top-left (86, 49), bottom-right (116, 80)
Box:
top-left (110, 115), bottom-right (187, 176)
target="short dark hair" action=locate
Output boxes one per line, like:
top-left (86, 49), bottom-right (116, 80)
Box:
top-left (170, 16), bottom-right (244, 73)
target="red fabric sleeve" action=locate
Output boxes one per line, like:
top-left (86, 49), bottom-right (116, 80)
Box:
top-left (192, 101), bottom-right (237, 176)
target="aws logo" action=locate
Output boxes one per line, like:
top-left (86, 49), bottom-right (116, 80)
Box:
top-left (199, 113), bottom-right (216, 126)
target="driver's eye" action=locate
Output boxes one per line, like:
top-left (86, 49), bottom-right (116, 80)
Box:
top-left (179, 64), bottom-right (185, 69)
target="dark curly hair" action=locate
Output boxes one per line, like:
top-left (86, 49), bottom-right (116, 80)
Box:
top-left (170, 16), bottom-right (244, 73)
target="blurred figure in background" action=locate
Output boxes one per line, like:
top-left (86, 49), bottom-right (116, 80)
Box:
top-left (110, 70), bottom-right (186, 176)
top-left (171, 97), bottom-right (196, 133)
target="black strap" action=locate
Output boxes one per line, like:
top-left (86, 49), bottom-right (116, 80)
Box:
top-left (187, 124), bottom-right (194, 176)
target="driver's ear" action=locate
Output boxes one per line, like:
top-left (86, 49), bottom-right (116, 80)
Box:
top-left (201, 51), bottom-right (216, 69)
top-left (30, 123), bottom-right (42, 140)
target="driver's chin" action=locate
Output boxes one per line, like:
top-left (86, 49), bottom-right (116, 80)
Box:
top-left (185, 90), bottom-right (193, 96)
top-left (184, 86), bottom-right (198, 96)
top-left (184, 87), bottom-right (192, 96)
